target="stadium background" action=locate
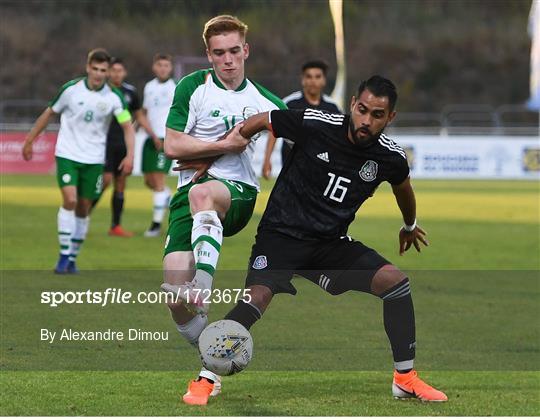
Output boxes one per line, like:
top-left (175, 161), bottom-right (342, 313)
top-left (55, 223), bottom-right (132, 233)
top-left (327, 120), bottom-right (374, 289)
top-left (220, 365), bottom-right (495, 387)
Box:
top-left (1, 0), bottom-right (539, 416)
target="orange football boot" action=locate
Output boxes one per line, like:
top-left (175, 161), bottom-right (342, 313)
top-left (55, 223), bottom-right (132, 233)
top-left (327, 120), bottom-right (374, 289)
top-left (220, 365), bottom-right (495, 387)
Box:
top-left (392, 370), bottom-right (448, 402)
top-left (108, 225), bottom-right (134, 237)
top-left (182, 377), bottom-right (221, 405)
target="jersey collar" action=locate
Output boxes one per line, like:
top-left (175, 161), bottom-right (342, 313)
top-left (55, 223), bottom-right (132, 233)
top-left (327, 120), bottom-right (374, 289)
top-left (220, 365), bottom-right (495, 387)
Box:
top-left (84, 77), bottom-right (106, 92)
top-left (210, 69), bottom-right (247, 92)
top-left (302, 90), bottom-right (322, 107)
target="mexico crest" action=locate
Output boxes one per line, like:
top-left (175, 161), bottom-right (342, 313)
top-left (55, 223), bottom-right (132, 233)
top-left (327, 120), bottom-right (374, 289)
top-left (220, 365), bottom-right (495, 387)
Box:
top-left (359, 160), bottom-right (378, 181)
top-left (252, 255), bottom-right (267, 270)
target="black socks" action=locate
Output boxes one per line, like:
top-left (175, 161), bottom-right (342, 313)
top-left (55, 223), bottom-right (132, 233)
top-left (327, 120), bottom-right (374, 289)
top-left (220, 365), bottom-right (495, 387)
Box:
top-left (380, 278), bottom-right (416, 365)
top-left (225, 300), bottom-right (262, 331)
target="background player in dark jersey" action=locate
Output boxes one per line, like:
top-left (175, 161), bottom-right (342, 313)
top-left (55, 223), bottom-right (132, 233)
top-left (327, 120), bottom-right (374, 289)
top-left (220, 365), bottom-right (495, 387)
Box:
top-left (219, 75), bottom-right (448, 402)
top-left (94, 58), bottom-right (161, 237)
top-left (262, 60), bottom-right (341, 179)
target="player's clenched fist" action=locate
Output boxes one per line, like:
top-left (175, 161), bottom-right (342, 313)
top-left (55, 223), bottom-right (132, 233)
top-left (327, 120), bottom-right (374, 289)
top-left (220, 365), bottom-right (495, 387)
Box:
top-left (22, 142), bottom-right (33, 161)
top-left (220, 124), bottom-right (250, 154)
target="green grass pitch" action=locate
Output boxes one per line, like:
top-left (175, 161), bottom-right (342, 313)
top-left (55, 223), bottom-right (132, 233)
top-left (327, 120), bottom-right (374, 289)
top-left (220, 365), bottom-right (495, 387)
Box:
top-left (1, 174), bottom-right (539, 415)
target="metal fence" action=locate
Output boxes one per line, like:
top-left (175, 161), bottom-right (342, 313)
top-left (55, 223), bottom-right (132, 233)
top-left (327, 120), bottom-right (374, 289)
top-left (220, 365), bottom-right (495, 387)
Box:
top-left (1, 99), bottom-right (538, 136)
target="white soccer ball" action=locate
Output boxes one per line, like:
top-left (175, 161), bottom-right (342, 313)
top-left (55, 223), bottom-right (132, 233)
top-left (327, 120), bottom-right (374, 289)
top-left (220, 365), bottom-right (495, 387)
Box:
top-left (198, 320), bottom-right (253, 376)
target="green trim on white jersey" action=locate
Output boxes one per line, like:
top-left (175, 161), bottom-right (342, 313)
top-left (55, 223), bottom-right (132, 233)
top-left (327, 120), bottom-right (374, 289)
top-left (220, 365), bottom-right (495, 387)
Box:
top-left (250, 79), bottom-right (288, 110)
top-left (49, 77), bottom-right (84, 107)
top-left (165, 67), bottom-right (286, 191)
top-left (167, 69), bottom-right (210, 132)
top-left (52, 78), bottom-right (128, 164)
top-left (210, 70), bottom-right (248, 92)
top-left (111, 86), bottom-right (128, 108)
top-left (84, 77), bottom-right (107, 92)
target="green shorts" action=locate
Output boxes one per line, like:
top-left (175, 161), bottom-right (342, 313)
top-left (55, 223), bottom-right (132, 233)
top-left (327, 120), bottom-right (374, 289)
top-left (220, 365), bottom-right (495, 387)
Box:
top-left (142, 137), bottom-right (172, 173)
top-left (164, 176), bottom-right (258, 255)
top-left (55, 156), bottom-right (103, 200)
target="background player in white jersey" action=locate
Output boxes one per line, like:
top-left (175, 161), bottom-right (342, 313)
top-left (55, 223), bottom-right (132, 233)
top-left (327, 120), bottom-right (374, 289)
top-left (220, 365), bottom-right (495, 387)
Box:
top-left (92, 57), bottom-right (158, 237)
top-left (141, 54), bottom-right (176, 237)
top-left (22, 48), bottom-right (135, 273)
top-left (160, 15), bottom-right (285, 405)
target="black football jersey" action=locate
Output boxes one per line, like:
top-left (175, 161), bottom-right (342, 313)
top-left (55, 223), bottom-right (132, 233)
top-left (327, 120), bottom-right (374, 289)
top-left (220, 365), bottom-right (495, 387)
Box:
top-left (260, 108), bottom-right (409, 240)
top-left (283, 90), bottom-right (341, 113)
top-left (107, 82), bottom-right (141, 144)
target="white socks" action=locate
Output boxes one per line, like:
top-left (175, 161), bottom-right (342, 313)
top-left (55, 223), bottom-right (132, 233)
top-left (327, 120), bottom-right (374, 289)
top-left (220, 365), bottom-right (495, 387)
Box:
top-left (70, 216), bottom-right (89, 261)
top-left (57, 207), bottom-right (75, 255)
top-left (191, 211), bottom-right (223, 288)
top-left (153, 187), bottom-right (171, 224)
top-left (176, 314), bottom-right (208, 346)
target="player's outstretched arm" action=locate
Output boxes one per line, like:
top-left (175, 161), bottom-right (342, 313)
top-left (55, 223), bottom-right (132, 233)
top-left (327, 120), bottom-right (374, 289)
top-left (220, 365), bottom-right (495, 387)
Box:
top-left (22, 107), bottom-right (56, 161)
top-left (118, 121), bottom-right (136, 175)
top-left (391, 177), bottom-right (429, 255)
top-left (164, 125), bottom-right (250, 160)
top-left (238, 112), bottom-right (272, 139)
top-left (262, 133), bottom-right (277, 179)
top-left (134, 109), bottom-right (161, 151)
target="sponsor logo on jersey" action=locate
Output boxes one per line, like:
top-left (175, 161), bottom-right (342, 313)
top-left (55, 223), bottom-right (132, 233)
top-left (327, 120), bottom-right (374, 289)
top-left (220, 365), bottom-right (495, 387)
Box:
top-left (359, 160), bottom-right (378, 181)
top-left (317, 152), bottom-right (330, 163)
top-left (252, 255), bottom-right (267, 270)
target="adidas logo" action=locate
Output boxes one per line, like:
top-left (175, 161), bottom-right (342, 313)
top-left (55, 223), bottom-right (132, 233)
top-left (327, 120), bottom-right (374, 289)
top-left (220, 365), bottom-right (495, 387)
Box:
top-left (317, 152), bottom-right (330, 163)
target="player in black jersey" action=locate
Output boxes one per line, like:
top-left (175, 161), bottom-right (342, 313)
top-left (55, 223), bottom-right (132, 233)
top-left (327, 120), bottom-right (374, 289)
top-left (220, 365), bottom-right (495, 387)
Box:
top-left (219, 75), bottom-right (447, 402)
top-left (262, 60), bottom-right (341, 178)
top-left (94, 58), bottom-right (160, 237)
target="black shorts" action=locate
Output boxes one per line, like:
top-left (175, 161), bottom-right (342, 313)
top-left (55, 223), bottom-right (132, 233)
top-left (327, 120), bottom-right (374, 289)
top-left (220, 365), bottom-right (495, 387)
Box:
top-left (245, 229), bottom-right (391, 296)
top-left (104, 140), bottom-right (127, 175)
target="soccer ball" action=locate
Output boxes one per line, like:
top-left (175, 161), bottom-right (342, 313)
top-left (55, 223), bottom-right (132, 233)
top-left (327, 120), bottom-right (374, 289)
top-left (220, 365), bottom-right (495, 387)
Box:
top-left (198, 320), bottom-right (253, 376)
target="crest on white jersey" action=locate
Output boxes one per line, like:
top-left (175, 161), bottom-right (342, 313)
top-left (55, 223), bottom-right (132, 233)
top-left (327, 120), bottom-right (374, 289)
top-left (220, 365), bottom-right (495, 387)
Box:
top-left (359, 160), bottom-right (378, 182)
top-left (252, 255), bottom-right (267, 270)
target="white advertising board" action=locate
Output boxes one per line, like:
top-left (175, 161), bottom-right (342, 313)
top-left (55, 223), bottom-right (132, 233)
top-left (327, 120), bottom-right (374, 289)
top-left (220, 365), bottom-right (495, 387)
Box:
top-left (248, 135), bottom-right (540, 180)
top-left (394, 136), bottom-right (539, 179)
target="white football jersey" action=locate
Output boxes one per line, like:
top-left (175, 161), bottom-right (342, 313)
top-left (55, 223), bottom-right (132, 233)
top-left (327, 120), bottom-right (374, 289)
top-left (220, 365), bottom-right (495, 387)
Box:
top-left (50, 78), bottom-right (129, 164)
top-left (143, 78), bottom-right (176, 138)
top-left (166, 69), bottom-right (286, 190)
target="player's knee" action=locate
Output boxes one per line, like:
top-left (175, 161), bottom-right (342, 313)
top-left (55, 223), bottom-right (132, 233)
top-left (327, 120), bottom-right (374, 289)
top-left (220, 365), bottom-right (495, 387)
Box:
top-left (63, 199), bottom-right (77, 210)
top-left (188, 184), bottom-right (214, 210)
top-left (144, 174), bottom-right (154, 189)
top-left (371, 264), bottom-right (407, 296)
